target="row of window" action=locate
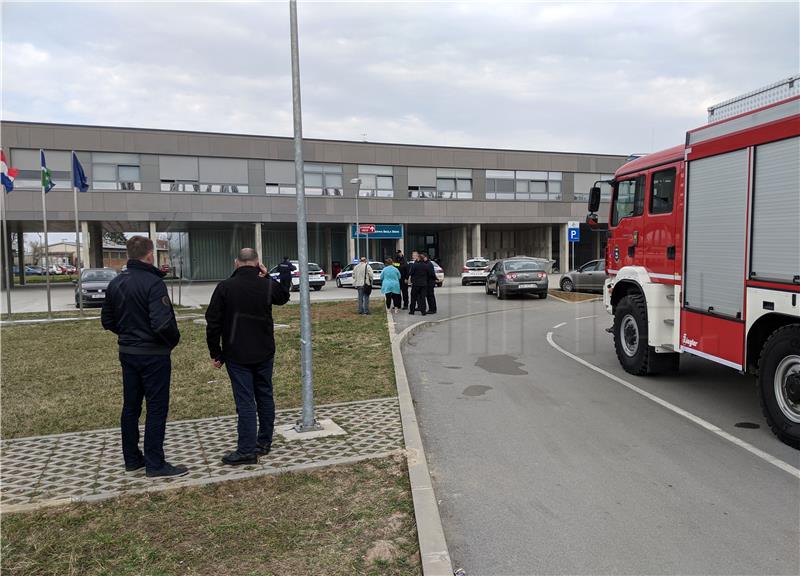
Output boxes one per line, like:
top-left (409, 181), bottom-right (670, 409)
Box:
top-left (485, 170), bottom-right (563, 201)
top-left (611, 168), bottom-right (675, 226)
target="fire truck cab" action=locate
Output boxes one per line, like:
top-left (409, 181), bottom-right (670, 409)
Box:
top-left (589, 79), bottom-right (800, 447)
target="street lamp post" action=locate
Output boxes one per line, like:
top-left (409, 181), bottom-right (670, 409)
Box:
top-left (350, 177), bottom-right (361, 260)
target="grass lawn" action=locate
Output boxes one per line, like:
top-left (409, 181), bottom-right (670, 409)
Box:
top-left (1, 300), bottom-right (393, 438)
top-left (13, 275), bottom-right (75, 285)
top-left (1, 456), bottom-right (420, 576)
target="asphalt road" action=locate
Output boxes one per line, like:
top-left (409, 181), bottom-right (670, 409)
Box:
top-left (399, 290), bottom-right (800, 575)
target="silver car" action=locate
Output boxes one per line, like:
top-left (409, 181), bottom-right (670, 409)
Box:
top-left (559, 259), bottom-right (606, 292)
top-left (74, 268), bottom-right (118, 307)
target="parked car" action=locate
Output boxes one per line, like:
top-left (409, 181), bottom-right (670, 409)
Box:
top-left (431, 261), bottom-right (444, 287)
top-left (485, 257), bottom-right (549, 299)
top-left (60, 264), bottom-right (77, 275)
top-left (74, 268), bottom-right (118, 307)
top-left (48, 264), bottom-right (64, 275)
top-left (25, 266), bottom-right (45, 275)
top-left (461, 257), bottom-right (490, 285)
top-left (335, 261), bottom-right (384, 288)
top-left (559, 259), bottom-right (606, 292)
top-left (269, 260), bottom-right (326, 291)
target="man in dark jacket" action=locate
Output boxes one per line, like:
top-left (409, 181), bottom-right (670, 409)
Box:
top-left (408, 251), bottom-right (429, 316)
top-left (277, 256), bottom-right (295, 293)
top-left (206, 248), bottom-right (290, 465)
top-left (101, 236), bottom-right (186, 478)
top-left (422, 253), bottom-right (438, 314)
top-left (395, 250), bottom-right (409, 309)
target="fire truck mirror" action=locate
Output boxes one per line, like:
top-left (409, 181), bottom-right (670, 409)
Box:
top-left (588, 186), bottom-right (602, 212)
top-left (585, 213), bottom-right (599, 227)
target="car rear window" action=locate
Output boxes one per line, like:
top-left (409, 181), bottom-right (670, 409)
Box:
top-left (504, 260), bottom-right (545, 272)
top-left (371, 263), bottom-right (385, 271)
top-left (466, 259), bottom-right (488, 268)
top-left (308, 264), bottom-right (322, 272)
top-left (83, 270), bottom-right (117, 282)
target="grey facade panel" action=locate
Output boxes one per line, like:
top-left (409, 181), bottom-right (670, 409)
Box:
top-left (265, 160), bottom-right (295, 184)
top-left (408, 167), bottom-right (436, 186)
top-left (159, 155), bottom-right (200, 180)
top-left (684, 149), bottom-right (748, 318)
top-left (751, 136), bottom-right (800, 282)
top-left (198, 157), bottom-right (248, 184)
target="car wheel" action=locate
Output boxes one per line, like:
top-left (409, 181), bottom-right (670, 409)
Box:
top-left (538, 292), bottom-right (547, 299)
top-left (560, 278), bottom-right (574, 292)
top-left (757, 325), bottom-right (800, 448)
top-left (496, 284), bottom-right (505, 300)
top-left (485, 282), bottom-right (492, 295)
top-left (313, 286), bottom-right (322, 291)
top-left (336, 278), bottom-right (342, 288)
top-left (462, 280), bottom-right (467, 286)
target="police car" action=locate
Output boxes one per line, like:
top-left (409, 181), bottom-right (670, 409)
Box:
top-left (269, 260), bottom-right (326, 291)
top-left (335, 261), bottom-right (384, 288)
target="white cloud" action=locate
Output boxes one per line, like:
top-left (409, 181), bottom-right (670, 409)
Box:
top-left (1, 1), bottom-right (798, 155)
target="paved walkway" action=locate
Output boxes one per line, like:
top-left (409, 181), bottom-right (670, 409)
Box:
top-left (0, 397), bottom-right (402, 512)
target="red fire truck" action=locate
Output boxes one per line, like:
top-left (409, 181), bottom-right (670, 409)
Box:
top-left (586, 78), bottom-right (799, 446)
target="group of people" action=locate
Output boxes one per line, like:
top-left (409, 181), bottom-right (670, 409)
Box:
top-left (102, 236), bottom-right (290, 477)
top-left (351, 250), bottom-right (438, 316)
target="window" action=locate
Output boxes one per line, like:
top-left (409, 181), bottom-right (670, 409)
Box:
top-left (305, 163), bottom-right (343, 196)
top-left (573, 174), bottom-right (614, 201)
top-left (611, 176), bottom-right (644, 226)
top-left (358, 165), bottom-right (393, 197)
top-left (93, 153), bottom-right (142, 191)
top-left (266, 160), bottom-right (296, 195)
top-left (649, 168), bottom-right (675, 215)
top-left (486, 170), bottom-right (562, 200)
top-left (160, 181), bottom-right (200, 192)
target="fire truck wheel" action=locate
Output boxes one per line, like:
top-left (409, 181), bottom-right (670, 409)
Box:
top-left (758, 325), bottom-right (800, 448)
top-left (614, 294), bottom-right (650, 375)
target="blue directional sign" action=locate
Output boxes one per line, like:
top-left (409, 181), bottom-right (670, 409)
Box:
top-left (350, 223), bottom-right (404, 239)
top-left (568, 227), bottom-right (580, 243)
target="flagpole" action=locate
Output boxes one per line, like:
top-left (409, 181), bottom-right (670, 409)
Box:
top-left (1, 183), bottom-right (11, 319)
top-left (40, 149), bottom-right (52, 318)
top-left (72, 151), bottom-right (83, 316)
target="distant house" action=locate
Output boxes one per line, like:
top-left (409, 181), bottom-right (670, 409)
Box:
top-left (29, 240), bottom-right (170, 270)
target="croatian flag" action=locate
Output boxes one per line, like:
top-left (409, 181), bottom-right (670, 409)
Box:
top-left (1, 149), bottom-right (19, 192)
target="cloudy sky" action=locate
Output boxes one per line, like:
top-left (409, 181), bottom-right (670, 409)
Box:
top-left (2, 1), bottom-right (798, 155)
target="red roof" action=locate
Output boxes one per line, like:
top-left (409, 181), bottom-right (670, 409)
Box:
top-left (615, 144), bottom-right (684, 178)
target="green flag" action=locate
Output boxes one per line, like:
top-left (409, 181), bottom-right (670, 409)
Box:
top-left (41, 150), bottom-right (55, 192)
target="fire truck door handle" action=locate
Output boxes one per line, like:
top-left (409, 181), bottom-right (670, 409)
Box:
top-left (666, 245), bottom-right (676, 260)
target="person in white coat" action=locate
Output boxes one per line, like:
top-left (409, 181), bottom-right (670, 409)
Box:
top-left (352, 257), bottom-right (374, 315)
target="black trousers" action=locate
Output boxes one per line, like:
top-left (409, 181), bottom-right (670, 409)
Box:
top-left (410, 286), bottom-right (427, 314)
top-left (385, 292), bottom-right (401, 309)
top-left (400, 282), bottom-right (409, 308)
top-left (119, 353), bottom-right (171, 471)
top-left (426, 284), bottom-right (437, 312)
top-left (280, 277), bottom-right (292, 293)
top-left (225, 357), bottom-right (275, 454)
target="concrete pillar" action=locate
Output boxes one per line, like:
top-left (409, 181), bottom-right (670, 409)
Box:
top-left (324, 226), bottom-right (332, 278)
top-left (80, 221), bottom-right (90, 270)
top-left (560, 223), bottom-right (570, 273)
top-left (89, 222), bottom-right (103, 268)
top-left (148, 221), bottom-right (157, 240)
top-left (347, 224), bottom-right (355, 264)
top-left (472, 223), bottom-right (482, 258)
top-left (546, 225), bottom-right (553, 269)
top-left (16, 222), bottom-right (25, 286)
top-left (254, 222), bottom-right (263, 257)
top-left (460, 225), bottom-right (468, 264)
top-left (396, 236), bottom-right (404, 255)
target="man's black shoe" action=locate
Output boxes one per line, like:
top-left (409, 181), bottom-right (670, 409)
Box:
top-left (402, 306), bottom-right (408, 310)
top-left (255, 443), bottom-right (271, 456)
top-left (409, 312), bottom-right (415, 315)
top-left (125, 461), bottom-right (145, 472)
top-left (421, 312), bottom-right (427, 316)
top-left (146, 462), bottom-right (189, 478)
top-left (222, 450), bottom-right (258, 466)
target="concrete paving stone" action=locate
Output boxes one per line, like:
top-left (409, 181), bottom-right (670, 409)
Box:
top-left (1, 397), bottom-right (401, 511)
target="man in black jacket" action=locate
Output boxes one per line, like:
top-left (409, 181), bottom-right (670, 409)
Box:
top-left (395, 250), bottom-right (409, 309)
top-left (102, 236), bottom-right (186, 478)
top-left (206, 248), bottom-right (290, 465)
top-left (408, 251), bottom-right (429, 316)
top-left (277, 256), bottom-right (295, 293)
top-left (422, 253), bottom-right (438, 314)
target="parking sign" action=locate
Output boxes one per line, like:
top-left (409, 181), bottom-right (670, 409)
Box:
top-left (567, 221), bottom-right (580, 243)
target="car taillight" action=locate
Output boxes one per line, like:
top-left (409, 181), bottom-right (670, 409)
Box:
top-left (507, 272), bottom-right (518, 280)
top-left (537, 272), bottom-right (546, 279)
top-left (293, 270), bottom-right (300, 276)
top-left (463, 267), bottom-right (470, 272)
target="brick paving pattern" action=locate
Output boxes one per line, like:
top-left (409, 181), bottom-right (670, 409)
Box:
top-left (1, 398), bottom-right (401, 512)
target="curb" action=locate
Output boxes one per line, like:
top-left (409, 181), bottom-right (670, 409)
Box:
top-left (387, 311), bottom-right (454, 576)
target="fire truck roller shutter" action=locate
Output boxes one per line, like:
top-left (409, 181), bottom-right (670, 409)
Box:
top-left (684, 149), bottom-right (749, 319)
top-left (751, 136), bottom-right (800, 283)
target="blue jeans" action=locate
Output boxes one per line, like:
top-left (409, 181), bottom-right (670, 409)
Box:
top-left (357, 286), bottom-right (371, 314)
top-left (119, 353), bottom-right (171, 471)
top-left (225, 357), bottom-right (276, 454)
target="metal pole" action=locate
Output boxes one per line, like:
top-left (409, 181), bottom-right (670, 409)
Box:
top-left (290, 0), bottom-right (319, 433)
top-left (72, 152), bottom-right (84, 316)
top-left (1, 184), bottom-right (11, 318)
top-left (355, 180), bottom-right (360, 260)
top-left (177, 232), bottom-right (183, 307)
top-left (41, 150), bottom-right (52, 318)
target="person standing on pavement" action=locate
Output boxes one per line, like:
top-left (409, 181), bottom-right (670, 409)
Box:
top-left (408, 252), bottom-right (428, 316)
top-left (381, 257), bottom-right (402, 313)
top-left (352, 256), bottom-right (374, 315)
top-left (277, 256), bottom-right (295, 294)
top-left (205, 248), bottom-right (290, 466)
top-left (101, 235), bottom-right (186, 478)
top-left (422, 253), bottom-right (438, 314)
top-left (396, 256), bottom-right (410, 310)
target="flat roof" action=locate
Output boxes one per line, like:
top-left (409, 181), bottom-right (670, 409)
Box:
top-left (3, 120), bottom-right (628, 159)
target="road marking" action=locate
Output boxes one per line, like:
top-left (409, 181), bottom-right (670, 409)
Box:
top-left (546, 331), bottom-right (800, 479)
top-left (574, 314), bottom-right (598, 321)
top-left (553, 322), bottom-right (567, 329)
